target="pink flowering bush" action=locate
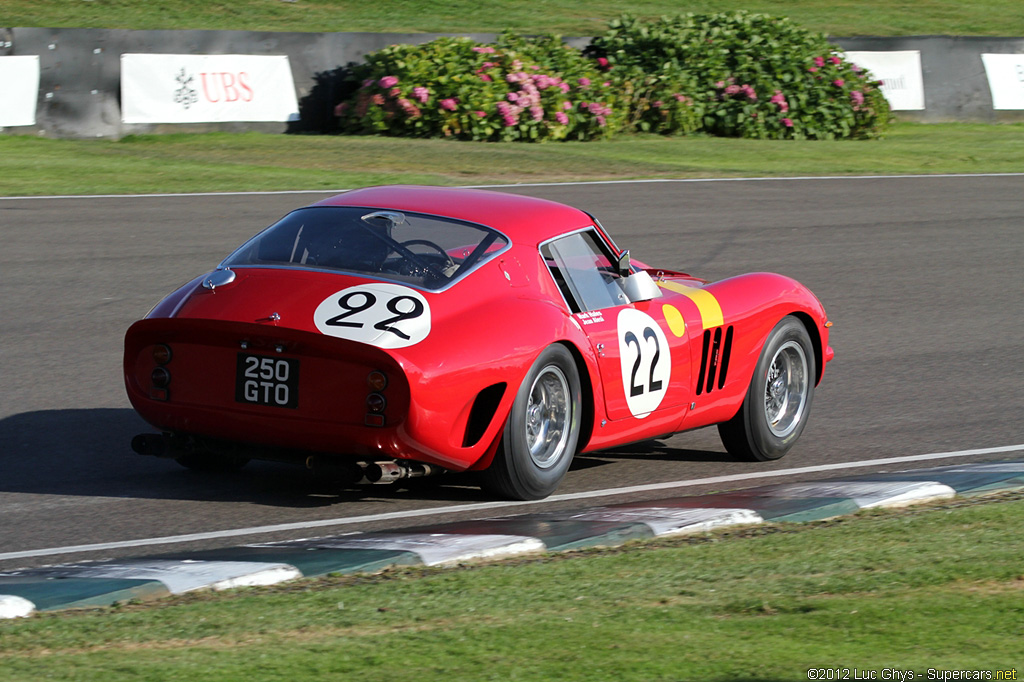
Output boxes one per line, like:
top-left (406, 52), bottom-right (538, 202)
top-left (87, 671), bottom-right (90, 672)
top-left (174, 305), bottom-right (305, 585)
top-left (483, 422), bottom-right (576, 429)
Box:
top-left (335, 33), bottom-right (621, 142)
top-left (327, 14), bottom-right (888, 143)
top-left (588, 12), bottom-right (891, 140)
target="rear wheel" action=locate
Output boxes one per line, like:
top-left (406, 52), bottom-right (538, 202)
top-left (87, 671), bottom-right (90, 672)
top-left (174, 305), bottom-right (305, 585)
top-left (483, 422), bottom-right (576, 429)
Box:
top-left (480, 344), bottom-right (582, 500)
top-left (719, 316), bottom-right (815, 461)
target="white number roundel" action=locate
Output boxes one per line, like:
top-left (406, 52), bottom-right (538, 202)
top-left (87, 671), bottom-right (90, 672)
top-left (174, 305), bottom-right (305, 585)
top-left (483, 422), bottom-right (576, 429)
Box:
top-left (617, 308), bottom-right (671, 418)
top-left (313, 283), bottom-right (431, 349)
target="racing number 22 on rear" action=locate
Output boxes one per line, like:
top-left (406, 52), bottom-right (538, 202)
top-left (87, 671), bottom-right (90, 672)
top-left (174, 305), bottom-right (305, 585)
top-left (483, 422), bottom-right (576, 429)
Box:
top-left (235, 354), bottom-right (299, 409)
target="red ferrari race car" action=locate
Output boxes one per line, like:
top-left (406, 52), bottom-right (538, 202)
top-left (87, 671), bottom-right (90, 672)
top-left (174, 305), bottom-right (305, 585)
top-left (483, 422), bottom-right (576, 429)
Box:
top-left (125, 185), bottom-right (833, 500)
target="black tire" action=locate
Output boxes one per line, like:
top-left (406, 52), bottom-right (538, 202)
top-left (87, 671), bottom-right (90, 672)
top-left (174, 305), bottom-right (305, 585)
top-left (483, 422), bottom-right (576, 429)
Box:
top-left (175, 452), bottom-right (250, 473)
top-left (480, 344), bottom-right (582, 500)
top-left (719, 316), bottom-right (815, 462)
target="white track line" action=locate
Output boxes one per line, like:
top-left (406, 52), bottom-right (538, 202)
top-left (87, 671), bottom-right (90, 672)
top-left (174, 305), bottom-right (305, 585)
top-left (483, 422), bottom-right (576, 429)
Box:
top-left (2, 444), bottom-right (1022, 563)
top-left (2, 173), bottom-right (1022, 201)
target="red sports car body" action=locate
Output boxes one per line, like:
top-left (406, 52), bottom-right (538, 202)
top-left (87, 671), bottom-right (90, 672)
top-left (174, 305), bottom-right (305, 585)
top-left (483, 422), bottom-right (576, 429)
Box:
top-left (125, 185), bottom-right (832, 499)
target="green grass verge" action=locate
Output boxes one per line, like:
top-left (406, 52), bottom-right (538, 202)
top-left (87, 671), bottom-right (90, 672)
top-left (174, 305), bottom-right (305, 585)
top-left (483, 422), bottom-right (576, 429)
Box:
top-left (2, 122), bottom-right (1023, 197)
top-left (3, 0), bottom-right (1024, 36)
top-left (1, 493), bottom-right (1022, 681)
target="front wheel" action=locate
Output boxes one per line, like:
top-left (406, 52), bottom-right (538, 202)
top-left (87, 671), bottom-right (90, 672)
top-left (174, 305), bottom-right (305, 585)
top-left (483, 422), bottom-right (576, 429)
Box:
top-left (719, 316), bottom-right (815, 461)
top-left (480, 344), bottom-right (582, 500)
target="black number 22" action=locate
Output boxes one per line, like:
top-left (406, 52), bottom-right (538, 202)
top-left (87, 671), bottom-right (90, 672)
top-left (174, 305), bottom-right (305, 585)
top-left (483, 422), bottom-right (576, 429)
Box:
top-left (625, 327), bottom-right (663, 397)
top-left (325, 291), bottom-right (424, 340)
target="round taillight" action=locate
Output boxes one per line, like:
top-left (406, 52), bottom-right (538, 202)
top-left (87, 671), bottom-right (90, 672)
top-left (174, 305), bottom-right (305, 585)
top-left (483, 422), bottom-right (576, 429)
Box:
top-left (151, 367), bottom-right (171, 388)
top-left (367, 371), bottom-right (388, 392)
top-left (152, 344), bottom-right (172, 365)
top-left (366, 393), bottom-right (387, 413)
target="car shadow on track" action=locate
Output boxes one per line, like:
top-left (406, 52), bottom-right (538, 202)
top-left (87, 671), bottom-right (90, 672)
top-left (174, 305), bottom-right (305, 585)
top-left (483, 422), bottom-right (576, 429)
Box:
top-left (0, 408), bottom-right (491, 508)
top-left (574, 435), bottom-right (733, 471)
top-left (0, 409), bottom-right (730, 508)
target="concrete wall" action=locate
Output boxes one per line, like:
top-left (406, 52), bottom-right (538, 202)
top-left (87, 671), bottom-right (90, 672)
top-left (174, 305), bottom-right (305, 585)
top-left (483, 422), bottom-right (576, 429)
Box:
top-left (836, 35), bottom-right (1024, 123)
top-left (2, 27), bottom-right (1022, 138)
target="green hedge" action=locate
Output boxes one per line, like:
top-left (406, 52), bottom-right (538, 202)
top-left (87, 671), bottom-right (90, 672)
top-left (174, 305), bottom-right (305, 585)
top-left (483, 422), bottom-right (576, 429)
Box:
top-left (590, 12), bottom-right (891, 140)
top-left (333, 13), bottom-right (891, 142)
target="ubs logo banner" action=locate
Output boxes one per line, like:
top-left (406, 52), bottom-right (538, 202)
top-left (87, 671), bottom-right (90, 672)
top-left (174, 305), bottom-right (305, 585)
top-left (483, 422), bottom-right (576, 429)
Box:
top-left (121, 54), bottom-right (299, 124)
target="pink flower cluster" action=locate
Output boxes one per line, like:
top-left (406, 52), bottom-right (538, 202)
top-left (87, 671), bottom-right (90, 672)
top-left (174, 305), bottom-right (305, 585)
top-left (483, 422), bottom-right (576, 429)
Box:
top-left (397, 98), bottom-right (420, 118)
top-left (494, 68), bottom-right (596, 127)
top-left (475, 60), bottom-right (498, 82)
top-left (770, 90), bottom-right (789, 113)
top-left (579, 101), bottom-right (612, 127)
top-left (850, 90), bottom-right (865, 110)
top-left (811, 55), bottom-right (843, 74)
top-left (718, 80), bottom-right (757, 101)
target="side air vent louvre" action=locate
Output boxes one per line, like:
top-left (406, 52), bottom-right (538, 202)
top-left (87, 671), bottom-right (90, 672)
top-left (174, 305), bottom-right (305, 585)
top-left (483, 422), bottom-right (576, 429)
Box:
top-left (695, 326), bottom-right (734, 396)
top-left (463, 383), bottom-right (507, 447)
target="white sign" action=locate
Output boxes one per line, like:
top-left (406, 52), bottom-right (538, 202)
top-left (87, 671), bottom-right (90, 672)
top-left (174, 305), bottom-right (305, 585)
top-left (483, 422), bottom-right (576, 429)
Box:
top-left (842, 50), bottom-right (925, 111)
top-left (0, 56), bottom-right (40, 127)
top-left (121, 54), bottom-right (299, 124)
top-left (313, 283), bottom-right (432, 349)
top-left (981, 54), bottom-right (1024, 110)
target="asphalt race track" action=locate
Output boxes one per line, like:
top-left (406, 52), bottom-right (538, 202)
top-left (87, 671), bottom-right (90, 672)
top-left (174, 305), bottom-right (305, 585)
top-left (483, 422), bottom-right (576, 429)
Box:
top-left (1, 175), bottom-right (1022, 571)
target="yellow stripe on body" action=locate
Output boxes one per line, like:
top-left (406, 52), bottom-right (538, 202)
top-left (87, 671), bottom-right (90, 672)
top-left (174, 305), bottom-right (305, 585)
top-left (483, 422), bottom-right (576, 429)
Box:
top-left (658, 280), bottom-right (724, 330)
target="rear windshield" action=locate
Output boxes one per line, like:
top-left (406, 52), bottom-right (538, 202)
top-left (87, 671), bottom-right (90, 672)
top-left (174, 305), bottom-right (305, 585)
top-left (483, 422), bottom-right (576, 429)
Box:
top-left (222, 206), bottom-right (509, 290)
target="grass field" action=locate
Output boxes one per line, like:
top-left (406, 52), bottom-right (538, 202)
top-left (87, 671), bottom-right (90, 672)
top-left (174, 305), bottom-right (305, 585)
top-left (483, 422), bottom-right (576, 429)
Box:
top-left (1, 494), bottom-right (1022, 681)
top-left (2, 122), bottom-right (1023, 197)
top-left (2, 0), bottom-right (1024, 36)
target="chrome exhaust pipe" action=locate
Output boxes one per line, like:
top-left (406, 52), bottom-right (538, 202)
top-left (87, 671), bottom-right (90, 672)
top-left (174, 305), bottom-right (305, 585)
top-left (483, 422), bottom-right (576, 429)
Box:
top-left (360, 460), bottom-right (445, 484)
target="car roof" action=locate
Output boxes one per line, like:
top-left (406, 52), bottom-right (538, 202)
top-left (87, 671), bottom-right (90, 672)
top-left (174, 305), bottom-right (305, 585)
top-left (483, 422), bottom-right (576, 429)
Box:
top-left (313, 185), bottom-right (595, 246)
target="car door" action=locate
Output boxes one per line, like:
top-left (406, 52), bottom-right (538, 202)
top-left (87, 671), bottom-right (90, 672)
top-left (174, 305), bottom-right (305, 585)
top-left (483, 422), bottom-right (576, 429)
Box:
top-left (541, 229), bottom-right (691, 422)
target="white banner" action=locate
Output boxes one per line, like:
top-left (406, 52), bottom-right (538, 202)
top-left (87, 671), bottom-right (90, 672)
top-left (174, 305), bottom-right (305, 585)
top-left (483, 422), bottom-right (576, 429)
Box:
top-left (842, 50), bottom-right (925, 111)
top-left (0, 56), bottom-right (41, 127)
top-left (981, 54), bottom-right (1024, 110)
top-left (121, 54), bottom-right (299, 124)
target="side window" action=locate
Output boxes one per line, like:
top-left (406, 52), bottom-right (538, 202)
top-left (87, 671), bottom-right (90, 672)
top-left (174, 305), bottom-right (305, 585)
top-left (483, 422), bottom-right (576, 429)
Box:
top-left (541, 230), bottom-right (629, 313)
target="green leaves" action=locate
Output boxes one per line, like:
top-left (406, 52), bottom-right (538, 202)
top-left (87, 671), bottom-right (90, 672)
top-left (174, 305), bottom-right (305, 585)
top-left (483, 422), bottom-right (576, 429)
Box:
top-left (331, 12), bottom-right (891, 143)
top-left (589, 11), bottom-right (892, 140)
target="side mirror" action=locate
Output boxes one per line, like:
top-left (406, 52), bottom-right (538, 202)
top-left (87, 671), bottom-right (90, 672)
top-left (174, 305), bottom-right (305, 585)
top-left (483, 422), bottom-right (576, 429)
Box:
top-left (620, 269), bottom-right (662, 303)
top-left (615, 249), bottom-right (631, 277)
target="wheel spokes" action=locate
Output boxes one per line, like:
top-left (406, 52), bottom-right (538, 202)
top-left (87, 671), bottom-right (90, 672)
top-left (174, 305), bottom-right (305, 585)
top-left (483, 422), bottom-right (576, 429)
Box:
top-left (525, 366), bottom-right (570, 468)
top-left (762, 341), bottom-right (808, 438)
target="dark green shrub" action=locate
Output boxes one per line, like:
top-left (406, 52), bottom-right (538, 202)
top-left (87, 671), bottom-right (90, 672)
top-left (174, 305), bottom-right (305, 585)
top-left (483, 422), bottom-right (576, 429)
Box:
top-left (588, 12), bottom-right (892, 140)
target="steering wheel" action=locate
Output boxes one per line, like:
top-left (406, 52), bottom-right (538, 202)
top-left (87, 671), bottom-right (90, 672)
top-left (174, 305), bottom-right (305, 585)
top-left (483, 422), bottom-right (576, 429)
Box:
top-left (398, 239), bottom-right (457, 277)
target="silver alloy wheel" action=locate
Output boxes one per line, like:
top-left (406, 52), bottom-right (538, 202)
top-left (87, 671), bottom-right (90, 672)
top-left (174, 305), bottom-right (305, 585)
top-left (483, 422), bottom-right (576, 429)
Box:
top-left (525, 365), bottom-right (571, 469)
top-left (763, 340), bottom-right (809, 438)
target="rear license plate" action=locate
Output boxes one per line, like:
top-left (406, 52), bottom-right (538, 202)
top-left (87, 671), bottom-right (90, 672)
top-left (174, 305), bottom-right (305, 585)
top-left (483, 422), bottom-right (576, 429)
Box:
top-left (235, 354), bottom-right (299, 409)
